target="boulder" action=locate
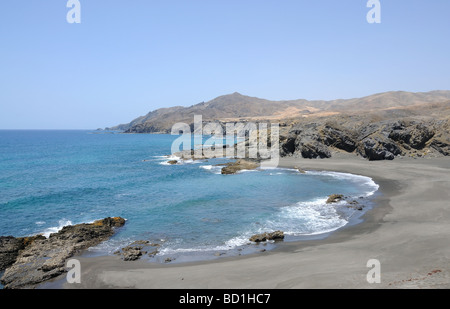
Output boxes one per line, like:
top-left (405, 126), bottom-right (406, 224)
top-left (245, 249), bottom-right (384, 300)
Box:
top-left (326, 194), bottom-right (344, 204)
top-left (117, 240), bottom-right (156, 261)
top-left (122, 246), bottom-right (145, 261)
top-left (221, 159), bottom-right (259, 174)
top-left (249, 231), bottom-right (284, 243)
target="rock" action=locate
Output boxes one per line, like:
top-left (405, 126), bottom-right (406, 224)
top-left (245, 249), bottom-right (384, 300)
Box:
top-left (319, 125), bottom-right (357, 152)
top-left (249, 231), bottom-right (284, 243)
top-left (0, 237), bottom-right (25, 271)
top-left (102, 217), bottom-right (126, 227)
top-left (296, 139), bottom-right (332, 159)
top-left (0, 217), bottom-right (125, 289)
top-left (131, 240), bottom-right (150, 245)
top-left (0, 234), bottom-right (49, 272)
top-left (430, 139), bottom-right (450, 156)
top-left (117, 240), bottom-right (156, 261)
top-left (294, 166), bottom-right (306, 174)
top-left (221, 159), bottom-right (259, 175)
top-left (122, 246), bottom-right (145, 261)
top-left (280, 117), bottom-right (446, 161)
top-left (280, 135), bottom-right (297, 156)
top-left (164, 257), bottom-right (175, 263)
top-left (347, 203), bottom-right (364, 211)
top-left (148, 249), bottom-right (159, 257)
top-left (280, 123), bottom-right (355, 159)
top-left (359, 136), bottom-right (402, 161)
top-left (389, 123), bottom-right (435, 150)
top-left (326, 194), bottom-right (344, 204)
top-left (167, 160), bottom-right (178, 165)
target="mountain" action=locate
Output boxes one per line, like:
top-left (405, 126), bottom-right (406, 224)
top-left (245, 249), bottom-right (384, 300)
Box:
top-left (107, 90), bottom-right (450, 134)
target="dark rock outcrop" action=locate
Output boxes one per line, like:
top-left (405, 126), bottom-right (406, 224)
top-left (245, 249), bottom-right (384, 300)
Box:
top-left (0, 217), bottom-right (125, 289)
top-left (280, 117), bottom-right (447, 161)
top-left (0, 235), bottom-right (47, 271)
top-left (297, 139), bottom-right (332, 159)
top-left (249, 231), bottom-right (284, 243)
top-left (430, 139), bottom-right (450, 156)
top-left (388, 122), bottom-right (435, 150)
top-left (359, 136), bottom-right (403, 161)
top-left (0, 237), bottom-right (25, 271)
top-left (319, 125), bottom-right (357, 152)
top-left (280, 123), bottom-right (353, 159)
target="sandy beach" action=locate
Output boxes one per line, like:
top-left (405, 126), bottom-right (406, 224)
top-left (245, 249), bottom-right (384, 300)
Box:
top-left (52, 156), bottom-right (450, 289)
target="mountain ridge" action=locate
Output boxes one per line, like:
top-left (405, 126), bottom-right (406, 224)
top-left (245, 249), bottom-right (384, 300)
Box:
top-left (106, 90), bottom-right (450, 133)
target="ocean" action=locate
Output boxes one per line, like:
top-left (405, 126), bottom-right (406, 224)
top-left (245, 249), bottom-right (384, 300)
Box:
top-left (0, 130), bottom-right (379, 263)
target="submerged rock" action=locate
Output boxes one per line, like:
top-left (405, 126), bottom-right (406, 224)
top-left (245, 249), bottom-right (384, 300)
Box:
top-left (249, 231), bottom-right (284, 243)
top-left (164, 257), bottom-right (175, 263)
top-left (294, 166), bottom-right (306, 174)
top-left (0, 217), bottom-right (125, 289)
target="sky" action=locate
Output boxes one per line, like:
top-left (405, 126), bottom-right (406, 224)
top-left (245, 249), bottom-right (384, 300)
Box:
top-left (0, 1), bottom-right (449, 129)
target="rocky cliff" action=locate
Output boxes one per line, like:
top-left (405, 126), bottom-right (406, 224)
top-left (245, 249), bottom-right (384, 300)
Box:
top-left (280, 110), bottom-right (450, 160)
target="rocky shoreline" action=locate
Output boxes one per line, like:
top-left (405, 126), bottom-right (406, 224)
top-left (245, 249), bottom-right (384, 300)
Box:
top-left (0, 217), bottom-right (125, 289)
top-left (0, 193), bottom-right (370, 289)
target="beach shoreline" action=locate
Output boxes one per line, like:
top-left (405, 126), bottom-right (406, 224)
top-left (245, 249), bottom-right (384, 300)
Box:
top-left (42, 156), bottom-right (450, 289)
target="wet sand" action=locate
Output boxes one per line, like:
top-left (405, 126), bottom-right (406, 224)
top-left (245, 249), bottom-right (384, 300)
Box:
top-left (52, 156), bottom-right (450, 289)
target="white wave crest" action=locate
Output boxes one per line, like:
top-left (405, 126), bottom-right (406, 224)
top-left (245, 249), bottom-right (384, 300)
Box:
top-left (41, 219), bottom-right (73, 238)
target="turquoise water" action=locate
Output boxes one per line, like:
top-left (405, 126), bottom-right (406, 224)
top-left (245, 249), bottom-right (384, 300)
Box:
top-left (0, 130), bottom-right (378, 262)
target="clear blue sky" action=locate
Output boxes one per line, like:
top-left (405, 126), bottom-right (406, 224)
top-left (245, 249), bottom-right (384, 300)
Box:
top-left (1, 0), bottom-right (449, 129)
